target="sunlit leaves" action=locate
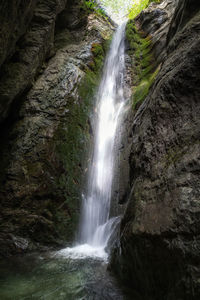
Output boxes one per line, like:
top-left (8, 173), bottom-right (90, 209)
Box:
top-left (96, 0), bottom-right (154, 21)
top-left (128, 0), bottom-right (149, 19)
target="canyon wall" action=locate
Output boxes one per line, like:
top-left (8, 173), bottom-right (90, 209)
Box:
top-left (111, 0), bottom-right (200, 299)
top-left (0, 0), bottom-right (113, 256)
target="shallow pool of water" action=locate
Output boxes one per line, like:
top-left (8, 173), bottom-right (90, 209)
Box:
top-left (0, 250), bottom-right (132, 300)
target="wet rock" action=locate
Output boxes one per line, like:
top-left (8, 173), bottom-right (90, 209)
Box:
top-left (110, 52), bottom-right (133, 217)
top-left (0, 0), bottom-right (69, 123)
top-left (0, 3), bottom-right (114, 254)
top-left (111, 1), bottom-right (200, 299)
top-left (0, 0), bottom-right (37, 68)
top-left (135, 0), bottom-right (177, 63)
top-left (0, 233), bottom-right (28, 257)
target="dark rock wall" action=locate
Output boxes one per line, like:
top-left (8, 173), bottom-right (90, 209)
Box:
top-left (0, 0), bottom-right (113, 256)
top-left (111, 1), bottom-right (200, 299)
top-left (0, 0), bottom-right (70, 122)
top-left (0, 0), bottom-right (38, 68)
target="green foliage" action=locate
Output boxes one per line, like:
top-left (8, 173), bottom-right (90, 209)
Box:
top-left (83, 0), bottom-right (161, 22)
top-left (126, 20), bottom-right (159, 110)
top-left (84, 0), bottom-right (107, 18)
top-left (128, 0), bottom-right (161, 19)
top-left (128, 0), bottom-right (149, 19)
top-left (101, 0), bottom-right (130, 13)
top-left (97, 0), bottom-right (161, 21)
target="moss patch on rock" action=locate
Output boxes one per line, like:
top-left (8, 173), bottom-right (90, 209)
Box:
top-left (83, 0), bottom-right (107, 19)
top-left (126, 20), bottom-right (159, 110)
top-left (48, 41), bottom-right (107, 242)
top-left (0, 11), bottom-right (112, 253)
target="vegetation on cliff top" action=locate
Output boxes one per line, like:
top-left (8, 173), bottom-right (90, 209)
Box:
top-left (84, 0), bottom-right (108, 19)
top-left (129, 0), bottom-right (160, 19)
top-left (93, 0), bottom-right (161, 21)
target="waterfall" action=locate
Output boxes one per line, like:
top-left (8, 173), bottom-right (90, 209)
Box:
top-left (79, 23), bottom-right (127, 247)
top-left (58, 23), bottom-right (127, 260)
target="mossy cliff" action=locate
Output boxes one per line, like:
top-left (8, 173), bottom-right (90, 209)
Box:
top-left (111, 0), bottom-right (200, 299)
top-left (125, 0), bottom-right (178, 112)
top-left (0, 0), bottom-right (114, 256)
top-left (126, 20), bottom-right (159, 110)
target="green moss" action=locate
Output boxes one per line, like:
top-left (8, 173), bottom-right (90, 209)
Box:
top-left (132, 80), bottom-right (149, 110)
top-left (90, 43), bottom-right (104, 72)
top-left (102, 37), bottom-right (112, 53)
top-left (50, 39), bottom-right (107, 240)
top-left (126, 20), bottom-right (159, 110)
top-left (91, 43), bottom-right (104, 57)
top-left (132, 67), bottom-right (159, 109)
top-left (82, 0), bottom-right (107, 19)
top-left (50, 98), bottom-right (90, 239)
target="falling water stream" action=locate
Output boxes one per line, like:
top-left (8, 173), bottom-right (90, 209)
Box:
top-left (0, 24), bottom-right (133, 300)
top-left (58, 22), bottom-right (127, 260)
top-left (80, 23), bottom-right (126, 248)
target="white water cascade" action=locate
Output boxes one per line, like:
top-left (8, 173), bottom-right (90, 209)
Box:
top-left (58, 23), bottom-right (127, 260)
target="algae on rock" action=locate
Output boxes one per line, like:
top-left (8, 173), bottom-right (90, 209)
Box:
top-left (126, 19), bottom-right (159, 110)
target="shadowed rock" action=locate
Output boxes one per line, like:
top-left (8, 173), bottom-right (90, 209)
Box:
top-left (111, 1), bottom-right (200, 299)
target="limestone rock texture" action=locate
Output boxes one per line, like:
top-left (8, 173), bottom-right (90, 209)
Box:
top-left (0, 0), bottom-right (113, 256)
top-left (111, 0), bottom-right (200, 299)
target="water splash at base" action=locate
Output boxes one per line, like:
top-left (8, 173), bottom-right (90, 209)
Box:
top-left (58, 23), bottom-right (127, 260)
top-left (57, 244), bottom-right (108, 261)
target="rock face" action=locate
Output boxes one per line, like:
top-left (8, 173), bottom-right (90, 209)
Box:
top-left (0, 0), bottom-right (70, 122)
top-left (111, 0), bottom-right (200, 299)
top-left (135, 0), bottom-right (177, 62)
top-left (0, 0), bottom-right (37, 68)
top-left (110, 52), bottom-right (134, 216)
top-left (0, 0), bottom-right (114, 256)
